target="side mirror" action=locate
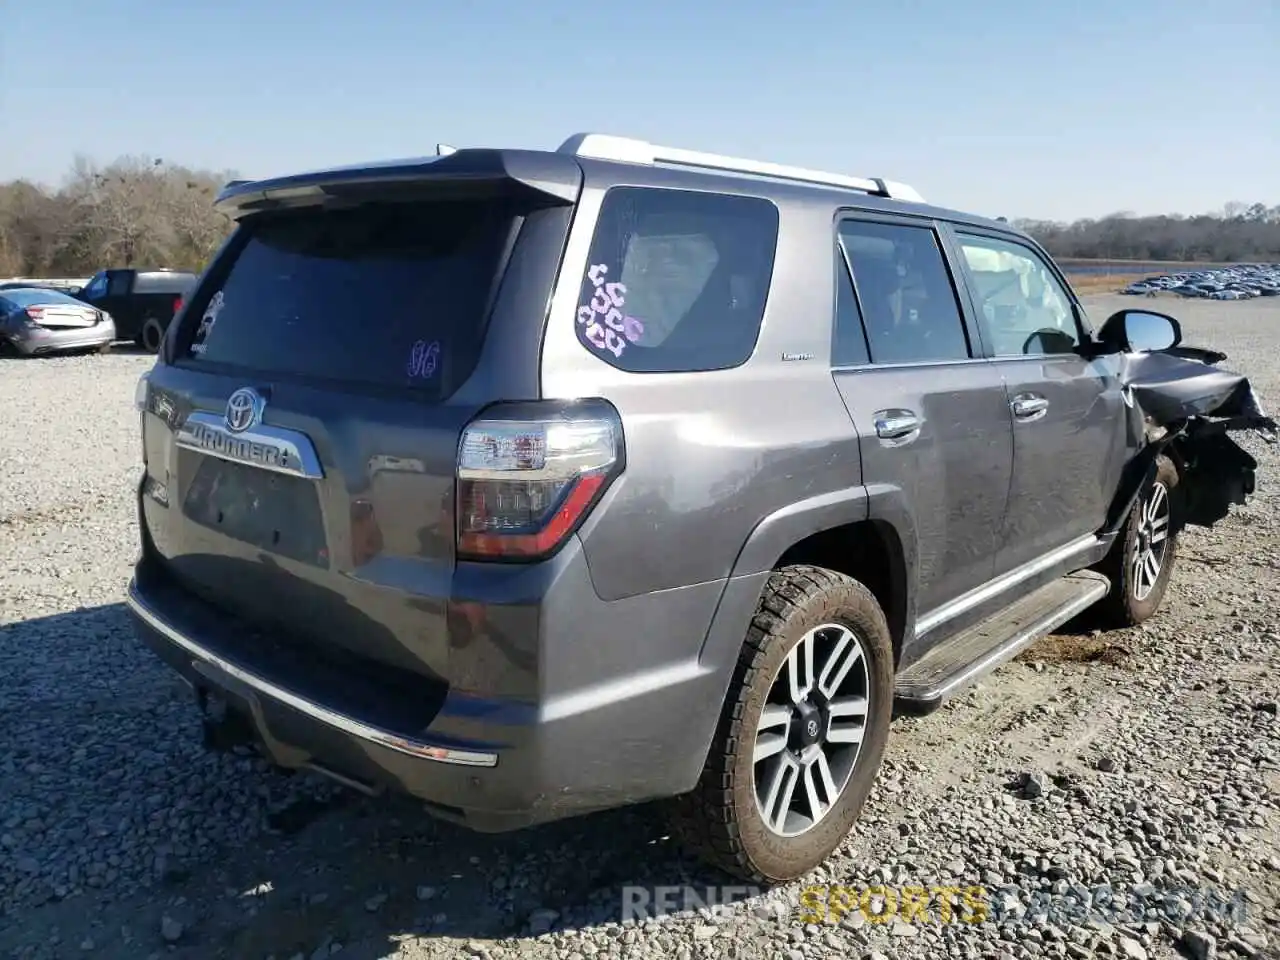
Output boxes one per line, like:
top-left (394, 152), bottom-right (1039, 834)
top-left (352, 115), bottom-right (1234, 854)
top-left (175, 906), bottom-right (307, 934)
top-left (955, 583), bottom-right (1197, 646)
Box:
top-left (1096, 309), bottom-right (1182, 353)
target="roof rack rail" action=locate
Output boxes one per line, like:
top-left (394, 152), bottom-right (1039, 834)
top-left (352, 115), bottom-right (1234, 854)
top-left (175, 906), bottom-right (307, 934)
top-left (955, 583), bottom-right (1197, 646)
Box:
top-left (557, 133), bottom-right (925, 203)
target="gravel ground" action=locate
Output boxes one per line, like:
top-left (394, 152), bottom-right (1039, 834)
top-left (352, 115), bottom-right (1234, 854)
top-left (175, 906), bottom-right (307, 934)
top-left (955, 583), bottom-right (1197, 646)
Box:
top-left (1, 296), bottom-right (1277, 960)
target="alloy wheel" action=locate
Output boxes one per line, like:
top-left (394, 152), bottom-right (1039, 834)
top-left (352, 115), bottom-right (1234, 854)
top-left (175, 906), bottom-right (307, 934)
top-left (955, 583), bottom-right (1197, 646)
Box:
top-left (1132, 480), bottom-right (1171, 602)
top-left (752, 623), bottom-right (871, 838)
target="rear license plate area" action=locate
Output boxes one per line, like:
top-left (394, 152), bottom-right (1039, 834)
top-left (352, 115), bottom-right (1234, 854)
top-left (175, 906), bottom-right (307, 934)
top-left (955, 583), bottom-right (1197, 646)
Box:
top-left (182, 456), bottom-right (327, 566)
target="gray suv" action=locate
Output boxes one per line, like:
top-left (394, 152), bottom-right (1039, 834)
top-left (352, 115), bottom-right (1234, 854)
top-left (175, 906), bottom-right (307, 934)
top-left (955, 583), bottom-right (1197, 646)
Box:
top-left (127, 133), bottom-right (1269, 883)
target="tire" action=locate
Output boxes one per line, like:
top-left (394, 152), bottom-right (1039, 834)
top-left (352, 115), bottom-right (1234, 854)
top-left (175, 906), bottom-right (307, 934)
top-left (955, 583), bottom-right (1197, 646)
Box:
top-left (668, 564), bottom-right (894, 884)
top-left (1094, 454), bottom-right (1180, 627)
top-left (137, 317), bottom-right (165, 353)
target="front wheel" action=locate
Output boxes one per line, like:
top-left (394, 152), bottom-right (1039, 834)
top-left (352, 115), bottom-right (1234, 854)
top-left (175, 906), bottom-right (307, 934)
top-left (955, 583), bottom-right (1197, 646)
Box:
top-left (1095, 454), bottom-right (1180, 627)
top-left (668, 565), bottom-right (894, 884)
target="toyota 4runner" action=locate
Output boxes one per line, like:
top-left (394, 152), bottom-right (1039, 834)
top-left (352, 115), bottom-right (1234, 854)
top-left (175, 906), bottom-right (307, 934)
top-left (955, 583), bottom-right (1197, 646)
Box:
top-left (127, 133), bottom-right (1271, 883)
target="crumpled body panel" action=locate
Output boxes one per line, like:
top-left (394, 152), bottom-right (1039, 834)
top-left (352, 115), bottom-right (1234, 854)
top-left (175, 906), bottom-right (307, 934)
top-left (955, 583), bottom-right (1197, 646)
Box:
top-left (1113, 345), bottom-right (1275, 530)
top-left (1117, 347), bottom-right (1274, 430)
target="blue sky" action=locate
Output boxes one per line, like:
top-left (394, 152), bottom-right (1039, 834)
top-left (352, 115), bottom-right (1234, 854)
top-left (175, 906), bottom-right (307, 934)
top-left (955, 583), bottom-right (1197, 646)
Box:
top-left (1, 0), bottom-right (1275, 221)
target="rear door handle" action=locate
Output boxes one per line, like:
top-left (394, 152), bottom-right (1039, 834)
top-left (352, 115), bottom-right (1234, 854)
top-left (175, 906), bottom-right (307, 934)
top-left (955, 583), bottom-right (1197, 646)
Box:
top-left (1011, 393), bottom-right (1049, 420)
top-left (873, 409), bottom-right (922, 441)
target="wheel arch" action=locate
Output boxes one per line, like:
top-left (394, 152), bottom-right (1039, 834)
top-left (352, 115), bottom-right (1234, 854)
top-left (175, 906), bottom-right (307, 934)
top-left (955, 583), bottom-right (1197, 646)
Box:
top-left (774, 520), bottom-right (909, 666)
top-left (700, 484), bottom-right (918, 679)
top-left (1100, 442), bottom-right (1168, 538)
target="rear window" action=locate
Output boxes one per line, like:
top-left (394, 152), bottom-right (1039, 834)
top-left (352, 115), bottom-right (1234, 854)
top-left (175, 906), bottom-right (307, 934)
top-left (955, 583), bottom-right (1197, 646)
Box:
top-left (575, 187), bottom-right (779, 373)
top-left (182, 200), bottom-right (519, 393)
top-left (0, 288), bottom-right (83, 307)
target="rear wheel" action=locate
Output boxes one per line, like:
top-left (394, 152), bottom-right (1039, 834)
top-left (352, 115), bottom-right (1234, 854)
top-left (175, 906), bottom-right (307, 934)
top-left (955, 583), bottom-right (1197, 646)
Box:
top-left (1095, 454), bottom-right (1180, 627)
top-left (138, 317), bottom-right (165, 353)
top-left (668, 565), bottom-right (893, 883)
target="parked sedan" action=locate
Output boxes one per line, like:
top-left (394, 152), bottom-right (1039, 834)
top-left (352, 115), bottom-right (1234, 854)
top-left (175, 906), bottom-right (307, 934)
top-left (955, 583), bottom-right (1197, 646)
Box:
top-left (0, 287), bottom-right (116, 356)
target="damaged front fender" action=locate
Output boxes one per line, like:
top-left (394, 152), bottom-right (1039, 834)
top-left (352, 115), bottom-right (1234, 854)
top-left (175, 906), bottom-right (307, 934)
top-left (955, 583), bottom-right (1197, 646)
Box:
top-left (1112, 348), bottom-right (1276, 531)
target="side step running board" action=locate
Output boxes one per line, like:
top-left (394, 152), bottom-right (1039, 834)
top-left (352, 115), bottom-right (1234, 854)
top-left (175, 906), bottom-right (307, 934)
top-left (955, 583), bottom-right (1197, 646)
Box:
top-left (894, 570), bottom-right (1110, 715)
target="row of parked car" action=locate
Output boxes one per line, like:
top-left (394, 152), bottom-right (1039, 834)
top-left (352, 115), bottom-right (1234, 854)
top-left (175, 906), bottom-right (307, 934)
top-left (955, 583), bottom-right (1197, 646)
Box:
top-left (1123, 263), bottom-right (1280, 300)
top-left (0, 267), bottom-right (197, 357)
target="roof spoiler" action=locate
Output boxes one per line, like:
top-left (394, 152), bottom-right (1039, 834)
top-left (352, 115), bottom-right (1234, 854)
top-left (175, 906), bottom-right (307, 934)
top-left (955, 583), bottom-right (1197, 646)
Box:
top-left (214, 149), bottom-right (582, 219)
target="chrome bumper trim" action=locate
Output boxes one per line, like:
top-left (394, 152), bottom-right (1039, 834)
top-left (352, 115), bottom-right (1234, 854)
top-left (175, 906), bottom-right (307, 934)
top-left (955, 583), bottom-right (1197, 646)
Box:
top-left (125, 578), bottom-right (498, 767)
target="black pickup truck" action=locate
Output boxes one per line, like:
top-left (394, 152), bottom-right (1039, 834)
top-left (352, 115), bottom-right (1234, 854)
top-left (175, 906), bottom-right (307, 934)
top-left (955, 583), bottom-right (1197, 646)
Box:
top-left (76, 268), bottom-right (198, 352)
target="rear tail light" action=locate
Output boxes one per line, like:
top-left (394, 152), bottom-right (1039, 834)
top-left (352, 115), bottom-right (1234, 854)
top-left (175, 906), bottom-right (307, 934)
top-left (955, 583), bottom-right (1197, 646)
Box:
top-left (456, 400), bottom-right (624, 560)
top-left (24, 307), bottom-right (45, 323)
top-left (173, 296), bottom-right (184, 314)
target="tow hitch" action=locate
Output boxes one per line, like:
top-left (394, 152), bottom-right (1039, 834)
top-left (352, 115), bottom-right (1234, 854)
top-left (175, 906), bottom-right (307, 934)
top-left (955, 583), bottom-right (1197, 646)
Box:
top-left (196, 685), bottom-right (256, 754)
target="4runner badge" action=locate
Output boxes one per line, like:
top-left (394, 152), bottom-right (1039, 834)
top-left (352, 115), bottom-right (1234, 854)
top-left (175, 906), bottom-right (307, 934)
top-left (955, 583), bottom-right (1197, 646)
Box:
top-left (224, 387), bottom-right (265, 434)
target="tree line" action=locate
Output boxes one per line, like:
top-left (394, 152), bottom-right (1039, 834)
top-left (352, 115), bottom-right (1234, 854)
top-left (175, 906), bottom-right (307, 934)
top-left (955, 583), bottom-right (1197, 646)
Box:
top-left (1016, 203), bottom-right (1280, 264)
top-left (0, 155), bottom-right (236, 279)
top-left (2, 155), bottom-right (1278, 277)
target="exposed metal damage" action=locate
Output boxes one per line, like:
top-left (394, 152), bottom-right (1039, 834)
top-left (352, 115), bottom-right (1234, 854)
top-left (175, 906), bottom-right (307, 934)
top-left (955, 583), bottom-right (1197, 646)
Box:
top-left (1115, 341), bottom-right (1276, 532)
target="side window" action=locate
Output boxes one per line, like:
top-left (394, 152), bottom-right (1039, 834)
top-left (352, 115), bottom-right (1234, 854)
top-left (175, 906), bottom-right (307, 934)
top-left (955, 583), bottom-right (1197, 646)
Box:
top-left (955, 233), bottom-right (1080, 356)
top-left (106, 271), bottom-right (132, 296)
top-left (80, 272), bottom-right (108, 299)
top-left (832, 247), bottom-right (869, 366)
top-left (575, 187), bottom-right (779, 373)
top-left (837, 220), bottom-right (971, 364)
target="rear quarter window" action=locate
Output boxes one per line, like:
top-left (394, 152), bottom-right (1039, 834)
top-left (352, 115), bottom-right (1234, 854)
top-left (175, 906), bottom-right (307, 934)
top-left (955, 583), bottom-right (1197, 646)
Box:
top-left (575, 186), bottom-right (779, 373)
top-left (179, 200), bottom-right (520, 396)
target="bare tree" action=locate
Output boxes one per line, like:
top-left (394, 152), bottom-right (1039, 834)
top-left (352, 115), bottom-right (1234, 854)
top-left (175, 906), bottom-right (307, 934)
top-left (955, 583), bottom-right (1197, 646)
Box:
top-left (0, 180), bottom-right (69, 276)
top-left (68, 156), bottom-right (177, 267)
top-left (0, 155), bottom-right (238, 277)
top-left (1016, 203), bottom-right (1280, 264)
top-left (161, 164), bottom-right (233, 267)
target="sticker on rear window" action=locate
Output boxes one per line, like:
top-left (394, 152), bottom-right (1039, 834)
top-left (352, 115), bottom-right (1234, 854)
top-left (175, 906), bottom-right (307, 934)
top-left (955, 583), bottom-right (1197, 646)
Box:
top-left (406, 339), bottom-right (440, 379)
top-left (577, 262), bottom-right (644, 358)
top-left (190, 290), bottom-right (225, 356)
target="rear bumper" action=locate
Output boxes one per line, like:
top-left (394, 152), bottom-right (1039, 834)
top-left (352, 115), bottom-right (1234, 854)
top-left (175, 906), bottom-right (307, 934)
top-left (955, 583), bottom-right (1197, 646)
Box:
top-left (126, 536), bottom-right (746, 831)
top-left (8, 320), bottom-right (115, 355)
top-left (127, 578), bottom-right (498, 767)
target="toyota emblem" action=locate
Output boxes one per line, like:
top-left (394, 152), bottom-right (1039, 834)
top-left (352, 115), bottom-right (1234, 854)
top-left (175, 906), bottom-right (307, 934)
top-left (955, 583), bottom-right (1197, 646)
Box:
top-left (224, 387), bottom-right (265, 434)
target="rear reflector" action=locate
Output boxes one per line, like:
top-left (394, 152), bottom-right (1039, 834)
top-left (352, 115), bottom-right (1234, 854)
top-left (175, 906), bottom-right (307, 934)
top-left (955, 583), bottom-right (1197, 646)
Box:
top-left (456, 401), bottom-right (623, 560)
